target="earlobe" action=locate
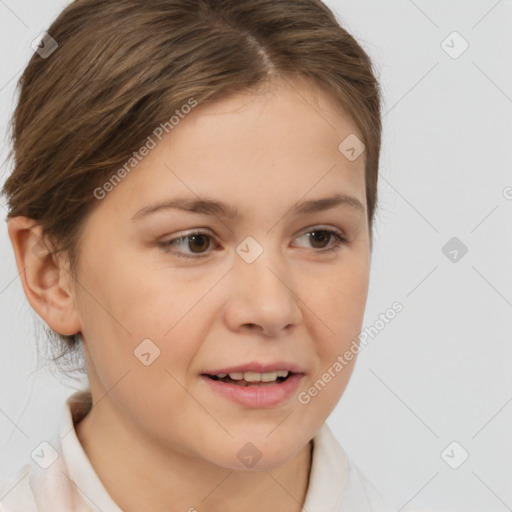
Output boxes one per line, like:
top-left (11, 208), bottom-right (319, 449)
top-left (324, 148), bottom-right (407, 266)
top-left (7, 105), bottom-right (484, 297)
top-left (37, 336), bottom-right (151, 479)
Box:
top-left (6, 216), bottom-right (82, 337)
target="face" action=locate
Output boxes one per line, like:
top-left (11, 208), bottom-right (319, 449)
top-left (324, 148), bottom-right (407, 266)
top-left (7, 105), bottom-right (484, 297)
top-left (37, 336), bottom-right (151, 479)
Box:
top-left (71, 76), bottom-right (370, 470)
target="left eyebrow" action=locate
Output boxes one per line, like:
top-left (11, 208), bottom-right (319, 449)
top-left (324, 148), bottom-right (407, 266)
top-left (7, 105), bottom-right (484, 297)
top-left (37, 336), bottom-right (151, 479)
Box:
top-left (131, 192), bottom-right (365, 222)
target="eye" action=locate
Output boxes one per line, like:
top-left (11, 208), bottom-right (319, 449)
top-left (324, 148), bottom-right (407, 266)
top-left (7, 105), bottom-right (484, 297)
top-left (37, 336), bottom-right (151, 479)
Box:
top-left (293, 227), bottom-right (348, 254)
top-left (157, 226), bottom-right (349, 260)
top-left (158, 231), bottom-right (216, 259)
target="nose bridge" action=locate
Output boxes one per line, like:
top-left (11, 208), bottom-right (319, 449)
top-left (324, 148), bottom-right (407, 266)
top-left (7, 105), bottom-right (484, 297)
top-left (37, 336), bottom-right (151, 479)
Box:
top-left (227, 232), bottom-right (302, 335)
top-left (236, 232), bottom-right (289, 294)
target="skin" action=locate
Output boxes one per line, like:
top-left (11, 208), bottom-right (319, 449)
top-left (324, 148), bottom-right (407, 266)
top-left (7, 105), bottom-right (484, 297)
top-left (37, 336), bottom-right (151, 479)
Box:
top-left (7, 75), bottom-right (371, 512)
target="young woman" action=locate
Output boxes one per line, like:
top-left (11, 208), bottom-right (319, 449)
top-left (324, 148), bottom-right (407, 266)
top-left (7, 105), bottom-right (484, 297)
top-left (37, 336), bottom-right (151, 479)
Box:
top-left (0, 0), bottom-right (390, 510)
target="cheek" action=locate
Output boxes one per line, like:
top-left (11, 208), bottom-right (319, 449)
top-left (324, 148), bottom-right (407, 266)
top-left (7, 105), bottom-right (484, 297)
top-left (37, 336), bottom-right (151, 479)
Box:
top-left (78, 257), bottom-right (208, 379)
top-left (299, 254), bottom-right (369, 409)
top-left (82, 247), bottom-right (187, 334)
top-left (307, 254), bottom-right (369, 338)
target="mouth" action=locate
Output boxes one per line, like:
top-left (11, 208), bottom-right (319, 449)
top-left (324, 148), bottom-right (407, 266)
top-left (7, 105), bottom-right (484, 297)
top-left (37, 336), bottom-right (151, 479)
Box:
top-left (204, 370), bottom-right (293, 387)
top-left (201, 361), bottom-right (306, 388)
top-left (200, 366), bottom-right (305, 407)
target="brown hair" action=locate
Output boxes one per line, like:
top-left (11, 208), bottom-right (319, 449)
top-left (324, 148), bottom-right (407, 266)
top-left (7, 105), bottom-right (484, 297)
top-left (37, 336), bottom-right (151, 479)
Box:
top-left (1, 0), bottom-right (382, 373)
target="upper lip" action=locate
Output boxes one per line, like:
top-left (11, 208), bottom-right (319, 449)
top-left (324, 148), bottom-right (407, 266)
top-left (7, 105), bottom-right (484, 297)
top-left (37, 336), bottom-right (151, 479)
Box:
top-left (203, 361), bottom-right (306, 375)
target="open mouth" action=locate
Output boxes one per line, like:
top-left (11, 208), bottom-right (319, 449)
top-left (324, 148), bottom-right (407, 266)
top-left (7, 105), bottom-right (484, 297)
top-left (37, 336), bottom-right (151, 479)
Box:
top-left (201, 369), bottom-right (304, 407)
top-left (204, 371), bottom-right (292, 387)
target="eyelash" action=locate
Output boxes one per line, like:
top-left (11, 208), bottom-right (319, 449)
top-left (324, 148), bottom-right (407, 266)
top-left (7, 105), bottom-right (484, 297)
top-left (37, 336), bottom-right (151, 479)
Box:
top-left (157, 227), bottom-right (349, 260)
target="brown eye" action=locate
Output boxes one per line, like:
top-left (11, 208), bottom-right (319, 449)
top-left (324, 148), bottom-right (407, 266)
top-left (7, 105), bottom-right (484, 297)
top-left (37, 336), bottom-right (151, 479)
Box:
top-left (294, 227), bottom-right (347, 253)
top-left (307, 230), bottom-right (334, 249)
top-left (158, 232), bottom-right (216, 259)
top-left (185, 234), bottom-right (211, 254)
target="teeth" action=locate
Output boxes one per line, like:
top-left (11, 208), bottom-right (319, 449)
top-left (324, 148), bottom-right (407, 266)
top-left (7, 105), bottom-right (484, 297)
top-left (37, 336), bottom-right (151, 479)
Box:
top-left (215, 370), bottom-right (290, 382)
top-left (260, 372), bottom-right (278, 382)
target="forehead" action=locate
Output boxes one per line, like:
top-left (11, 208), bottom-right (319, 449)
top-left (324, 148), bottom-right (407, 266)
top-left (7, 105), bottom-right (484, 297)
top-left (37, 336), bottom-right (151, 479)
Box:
top-left (98, 76), bottom-right (367, 222)
top-left (182, 75), bottom-right (363, 148)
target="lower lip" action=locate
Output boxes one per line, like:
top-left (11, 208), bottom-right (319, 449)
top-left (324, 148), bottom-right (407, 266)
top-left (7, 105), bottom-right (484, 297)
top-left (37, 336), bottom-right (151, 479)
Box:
top-left (200, 374), bottom-right (304, 408)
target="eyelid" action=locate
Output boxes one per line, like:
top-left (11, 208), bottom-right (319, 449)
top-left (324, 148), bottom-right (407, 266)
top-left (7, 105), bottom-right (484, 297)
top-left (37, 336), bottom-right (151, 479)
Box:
top-left (296, 224), bottom-right (347, 239)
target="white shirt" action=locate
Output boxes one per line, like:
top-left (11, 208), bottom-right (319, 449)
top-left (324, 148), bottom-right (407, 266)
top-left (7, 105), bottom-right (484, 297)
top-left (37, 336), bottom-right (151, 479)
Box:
top-left (0, 389), bottom-right (390, 512)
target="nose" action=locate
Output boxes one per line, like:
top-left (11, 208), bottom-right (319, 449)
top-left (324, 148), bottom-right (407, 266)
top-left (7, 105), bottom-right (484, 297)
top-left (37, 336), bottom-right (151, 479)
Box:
top-left (223, 249), bottom-right (303, 338)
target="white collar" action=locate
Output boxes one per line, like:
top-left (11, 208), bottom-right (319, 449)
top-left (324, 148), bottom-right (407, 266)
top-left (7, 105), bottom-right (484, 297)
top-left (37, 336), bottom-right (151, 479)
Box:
top-left (28, 389), bottom-right (352, 511)
top-left (60, 389), bottom-right (122, 512)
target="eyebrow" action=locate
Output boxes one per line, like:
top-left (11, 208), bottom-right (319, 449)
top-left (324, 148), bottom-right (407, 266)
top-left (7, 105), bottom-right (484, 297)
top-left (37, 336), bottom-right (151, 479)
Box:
top-left (131, 192), bottom-right (365, 221)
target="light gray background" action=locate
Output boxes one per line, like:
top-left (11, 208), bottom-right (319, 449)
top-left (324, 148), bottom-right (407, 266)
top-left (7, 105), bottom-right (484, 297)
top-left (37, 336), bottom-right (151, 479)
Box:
top-left (1, 1), bottom-right (511, 511)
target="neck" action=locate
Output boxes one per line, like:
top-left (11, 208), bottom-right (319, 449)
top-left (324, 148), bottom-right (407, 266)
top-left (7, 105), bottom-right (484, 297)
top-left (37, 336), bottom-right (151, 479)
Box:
top-left (75, 397), bottom-right (313, 512)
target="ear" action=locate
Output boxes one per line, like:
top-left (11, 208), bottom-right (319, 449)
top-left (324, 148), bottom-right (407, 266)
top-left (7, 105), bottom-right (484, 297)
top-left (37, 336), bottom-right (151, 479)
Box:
top-left (7, 216), bottom-right (82, 337)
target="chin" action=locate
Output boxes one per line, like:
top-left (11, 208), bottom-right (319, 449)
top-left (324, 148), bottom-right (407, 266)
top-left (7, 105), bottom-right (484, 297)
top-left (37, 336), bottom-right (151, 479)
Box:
top-left (217, 455), bottom-right (296, 472)
top-left (206, 436), bottom-right (308, 472)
